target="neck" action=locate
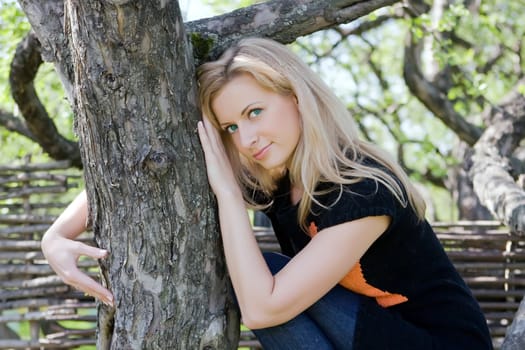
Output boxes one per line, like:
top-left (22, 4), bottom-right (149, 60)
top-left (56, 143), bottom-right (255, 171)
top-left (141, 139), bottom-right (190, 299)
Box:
top-left (290, 185), bottom-right (303, 205)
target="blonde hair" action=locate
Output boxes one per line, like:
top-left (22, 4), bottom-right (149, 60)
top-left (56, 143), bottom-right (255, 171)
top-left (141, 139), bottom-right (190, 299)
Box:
top-left (198, 37), bottom-right (426, 231)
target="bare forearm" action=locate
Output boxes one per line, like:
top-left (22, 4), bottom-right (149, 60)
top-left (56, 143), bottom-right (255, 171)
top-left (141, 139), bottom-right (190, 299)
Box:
top-left (216, 192), bottom-right (275, 320)
top-left (40, 189), bottom-right (113, 305)
top-left (43, 190), bottom-right (88, 242)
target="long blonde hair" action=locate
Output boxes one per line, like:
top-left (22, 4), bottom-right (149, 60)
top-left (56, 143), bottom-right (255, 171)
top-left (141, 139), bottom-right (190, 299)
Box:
top-left (198, 37), bottom-right (426, 231)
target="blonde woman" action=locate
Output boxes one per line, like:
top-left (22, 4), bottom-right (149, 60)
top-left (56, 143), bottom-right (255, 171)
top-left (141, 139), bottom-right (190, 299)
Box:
top-left (196, 37), bottom-right (492, 349)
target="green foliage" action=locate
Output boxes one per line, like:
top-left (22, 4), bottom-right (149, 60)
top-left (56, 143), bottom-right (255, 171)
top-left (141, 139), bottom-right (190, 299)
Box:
top-left (0, 0), bottom-right (74, 165)
top-left (0, 0), bottom-right (30, 108)
top-left (430, 1), bottom-right (525, 110)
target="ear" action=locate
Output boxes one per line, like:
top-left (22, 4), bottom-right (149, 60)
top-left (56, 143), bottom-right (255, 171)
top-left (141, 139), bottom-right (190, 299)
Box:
top-left (293, 94), bottom-right (298, 105)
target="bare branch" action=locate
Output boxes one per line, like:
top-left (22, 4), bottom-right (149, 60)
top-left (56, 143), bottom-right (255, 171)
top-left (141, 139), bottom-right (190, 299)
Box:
top-left (9, 32), bottom-right (82, 168)
top-left (0, 109), bottom-right (34, 139)
top-left (187, 0), bottom-right (401, 63)
top-left (403, 32), bottom-right (483, 146)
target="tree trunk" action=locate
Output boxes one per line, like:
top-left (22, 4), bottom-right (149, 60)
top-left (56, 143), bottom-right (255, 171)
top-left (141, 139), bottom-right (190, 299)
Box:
top-left (65, 1), bottom-right (238, 348)
top-left (449, 143), bottom-right (493, 220)
top-left (502, 298), bottom-right (525, 350)
top-left (469, 93), bottom-right (525, 235)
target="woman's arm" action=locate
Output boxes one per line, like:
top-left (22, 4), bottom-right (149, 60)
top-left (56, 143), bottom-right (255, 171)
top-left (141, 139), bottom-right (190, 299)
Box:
top-left (219, 192), bottom-right (388, 329)
top-left (41, 190), bottom-right (114, 306)
top-left (198, 118), bottom-right (388, 328)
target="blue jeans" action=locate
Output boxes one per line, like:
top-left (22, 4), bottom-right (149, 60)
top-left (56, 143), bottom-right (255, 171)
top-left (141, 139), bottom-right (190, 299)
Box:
top-left (251, 252), bottom-right (360, 350)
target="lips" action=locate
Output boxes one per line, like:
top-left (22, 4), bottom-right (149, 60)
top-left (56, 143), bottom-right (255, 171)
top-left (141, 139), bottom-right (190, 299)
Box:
top-left (253, 144), bottom-right (272, 160)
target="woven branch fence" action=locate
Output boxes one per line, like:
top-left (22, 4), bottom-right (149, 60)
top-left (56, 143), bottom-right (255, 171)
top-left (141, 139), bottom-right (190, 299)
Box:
top-left (1, 160), bottom-right (524, 349)
top-left (0, 159), bottom-right (92, 349)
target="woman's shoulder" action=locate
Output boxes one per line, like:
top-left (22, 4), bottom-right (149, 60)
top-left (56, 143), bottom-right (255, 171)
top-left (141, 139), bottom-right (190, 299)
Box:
top-left (319, 155), bottom-right (398, 199)
top-left (316, 176), bottom-right (395, 210)
top-left (310, 158), bottom-right (407, 229)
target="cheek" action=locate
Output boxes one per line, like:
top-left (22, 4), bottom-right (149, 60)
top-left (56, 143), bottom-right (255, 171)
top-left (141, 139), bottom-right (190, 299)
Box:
top-left (230, 135), bottom-right (248, 154)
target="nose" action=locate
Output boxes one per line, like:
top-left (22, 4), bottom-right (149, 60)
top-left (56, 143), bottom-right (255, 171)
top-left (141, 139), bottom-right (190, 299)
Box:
top-left (238, 121), bottom-right (258, 149)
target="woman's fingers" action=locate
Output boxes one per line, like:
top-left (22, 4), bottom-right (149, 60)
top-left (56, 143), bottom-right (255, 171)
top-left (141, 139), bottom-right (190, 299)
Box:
top-left (70, 271), bottom-right (114, 307)
top-left (197, 121), bottom-right (210, 151)
top-left (45, 238), bottom-right (114, 307)
top-left (60, 264), bottom-right (113, 306)
top-left (198, 117), bottom-right (241, 197)
top-left (70, 243), bottom-right (114, 305)
top-left (202, 117), bottom-right (225, 148)
top-left (76, 242), bottom-right (108, 260)
top-left (198, 120), bottom-right (215, 151)
top-left (198, 120), bottom-right (222, 169)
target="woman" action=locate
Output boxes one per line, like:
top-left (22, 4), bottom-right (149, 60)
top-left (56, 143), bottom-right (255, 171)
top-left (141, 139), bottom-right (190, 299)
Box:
top-left (42, 37), bottom-right (492, 349)
top-left (196, 37), bottom-right (492, 349)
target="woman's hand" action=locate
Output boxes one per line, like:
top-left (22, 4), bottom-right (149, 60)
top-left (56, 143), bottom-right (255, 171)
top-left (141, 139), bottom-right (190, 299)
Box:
top-left (197, 117), bottom-right (242, 198)
top-left (41, 234), bottom-right (114, 307)
top-left (42, 190), bottom-right (114, 307)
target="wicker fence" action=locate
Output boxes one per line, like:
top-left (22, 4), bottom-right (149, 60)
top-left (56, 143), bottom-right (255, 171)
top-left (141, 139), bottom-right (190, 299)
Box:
top-left (0, 160), bottom-right (93, 349)
top-left (1, 160), bottom-right (524, 349)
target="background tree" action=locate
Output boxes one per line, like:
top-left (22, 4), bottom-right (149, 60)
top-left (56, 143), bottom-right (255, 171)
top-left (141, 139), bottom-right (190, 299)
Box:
top-left (1, 0), bottom-right (524, 348)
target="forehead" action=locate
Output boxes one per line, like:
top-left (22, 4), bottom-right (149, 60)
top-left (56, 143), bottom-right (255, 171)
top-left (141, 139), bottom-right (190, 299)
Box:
top-left (212, 74), bottom-right (272, 118)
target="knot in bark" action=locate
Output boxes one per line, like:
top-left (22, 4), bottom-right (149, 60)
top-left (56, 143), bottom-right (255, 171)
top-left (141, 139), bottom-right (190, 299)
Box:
top-left (143, 150), bottom-right (170, 175)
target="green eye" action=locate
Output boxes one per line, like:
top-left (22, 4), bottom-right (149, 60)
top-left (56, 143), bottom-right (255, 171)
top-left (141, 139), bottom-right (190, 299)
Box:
top-left (249, 108), bottom-right (262, 118)
top-left (225, 124), bottom-right (238, 134)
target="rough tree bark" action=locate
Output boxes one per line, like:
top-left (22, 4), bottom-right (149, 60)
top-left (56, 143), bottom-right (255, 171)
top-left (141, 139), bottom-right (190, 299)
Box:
top-left (473, 93), bottom-right (525, 350)
top-left (17, 0), bottom-right (400, 348)
top-left (65, 1), bottom-right (236, 348)
top-left (469, 93), bottom-right (525, 235)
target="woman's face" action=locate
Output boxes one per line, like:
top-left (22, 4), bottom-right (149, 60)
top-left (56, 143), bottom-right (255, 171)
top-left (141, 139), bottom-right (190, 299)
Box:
top-left (211, 73), bottom-right (302, 172)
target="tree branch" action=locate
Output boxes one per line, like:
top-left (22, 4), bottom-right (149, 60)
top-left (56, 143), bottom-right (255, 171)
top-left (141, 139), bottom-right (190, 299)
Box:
top-left (402, 33), bottom-right (483, 146)
top-left (9, 31), bottom-right (82, 168)
top-left (186, 0), bottom-right (401, 63)
top-left (0, 109), bottom-right (34, 139)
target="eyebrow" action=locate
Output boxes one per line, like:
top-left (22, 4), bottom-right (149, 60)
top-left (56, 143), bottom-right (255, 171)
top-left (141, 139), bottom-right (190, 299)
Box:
top-left (219, 101), bottom-right (262, 128)
top-left (241, 101), bottom-right (261, 116)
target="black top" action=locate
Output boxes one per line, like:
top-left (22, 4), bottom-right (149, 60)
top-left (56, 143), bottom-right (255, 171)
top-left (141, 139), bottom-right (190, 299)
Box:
top-left (263, 171), bottom-right (493, 350)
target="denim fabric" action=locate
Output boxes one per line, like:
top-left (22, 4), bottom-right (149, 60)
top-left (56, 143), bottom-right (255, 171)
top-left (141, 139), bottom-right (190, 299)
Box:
top-left (251, 252), bottom-right (360, 350)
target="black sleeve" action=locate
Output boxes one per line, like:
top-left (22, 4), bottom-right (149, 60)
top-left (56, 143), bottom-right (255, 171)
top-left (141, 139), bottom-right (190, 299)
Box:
top-left (313, 178), bottom-right (404, 231)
